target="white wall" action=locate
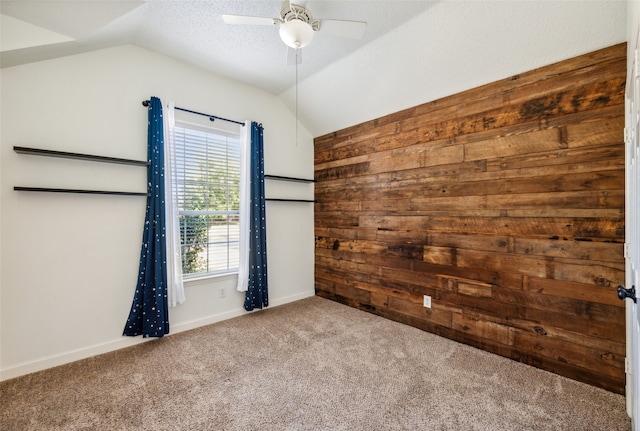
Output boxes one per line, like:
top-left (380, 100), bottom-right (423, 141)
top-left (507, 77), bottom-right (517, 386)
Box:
top-left (0, 44), bottom-right (315, 380)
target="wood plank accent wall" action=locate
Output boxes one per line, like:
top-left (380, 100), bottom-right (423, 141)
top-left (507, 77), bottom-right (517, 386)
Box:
top-left (314, 43), bottom-right (627, 394)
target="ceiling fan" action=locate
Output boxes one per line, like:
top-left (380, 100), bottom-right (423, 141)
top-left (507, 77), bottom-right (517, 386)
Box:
top-left (222, 1), bottom-right (367, 64)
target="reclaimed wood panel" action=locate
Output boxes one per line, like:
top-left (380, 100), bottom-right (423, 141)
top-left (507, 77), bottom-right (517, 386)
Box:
top-left (314, 44), bottom-right (626, 393)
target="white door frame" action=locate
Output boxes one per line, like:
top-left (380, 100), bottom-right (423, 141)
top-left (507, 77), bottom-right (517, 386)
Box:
top-left (624, 24), bottom-right (640, 429)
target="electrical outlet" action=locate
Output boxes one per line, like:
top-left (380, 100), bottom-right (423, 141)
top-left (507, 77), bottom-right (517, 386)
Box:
top-left (423, 295), bottom-right (431, 308)
top-left (219, 287), bottom-right (227, 298)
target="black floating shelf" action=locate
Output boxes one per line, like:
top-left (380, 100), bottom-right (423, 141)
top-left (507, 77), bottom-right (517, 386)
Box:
top-left (14, 146), bottom-right (148, 167)
top-left (265, 198), bottom-right (315, 203)
top-left (14, 187), bottom-right (148, 197)
top-left (264, 175), bottom-right (315, 183)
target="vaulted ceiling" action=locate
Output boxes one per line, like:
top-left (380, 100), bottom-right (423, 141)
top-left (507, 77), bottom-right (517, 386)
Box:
top-left (1, 1), bottom-right (628, 137)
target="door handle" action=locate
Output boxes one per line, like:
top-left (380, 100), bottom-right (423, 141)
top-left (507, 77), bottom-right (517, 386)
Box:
top-left (617, 285), bottom-right (637, 303)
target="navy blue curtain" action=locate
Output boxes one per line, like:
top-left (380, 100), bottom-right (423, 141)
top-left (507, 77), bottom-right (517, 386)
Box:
top-left (123, 96), bottom-right (169, 337)
top-left (244, 122), bottom-right (268, 311)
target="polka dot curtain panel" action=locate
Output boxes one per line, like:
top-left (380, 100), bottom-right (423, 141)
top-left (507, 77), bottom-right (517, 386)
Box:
top-left (123, 96), bottom-right (169, 338)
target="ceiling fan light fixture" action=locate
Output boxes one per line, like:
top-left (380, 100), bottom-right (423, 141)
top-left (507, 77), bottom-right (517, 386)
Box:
top-left (279, 19), bottom-right (314, 49)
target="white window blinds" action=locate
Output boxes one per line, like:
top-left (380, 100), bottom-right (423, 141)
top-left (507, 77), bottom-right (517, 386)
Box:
top-left (173, 124), bottom-right (241, 277)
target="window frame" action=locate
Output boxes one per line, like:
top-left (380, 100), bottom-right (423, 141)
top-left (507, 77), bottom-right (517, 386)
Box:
top-left (172, 120), bottom-right (242, 280)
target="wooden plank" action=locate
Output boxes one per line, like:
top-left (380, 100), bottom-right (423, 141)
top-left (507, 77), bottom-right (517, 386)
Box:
top-left (314, 213), bottom-right (360, 228)
top-left (504, 209), bottom-right (623, 218)
top-left (552, 256), bottom-right (624, 287)
top-left (316, 236), bottom-right (426, 261)
top-left (469, 134), bottom-right (623, 177)
top-left (423, 246), bottom-right (455, 265)
top-left (374, 229), bottom-right (428, 244)
top-left (423, 216), bottom-right (623, 239)
top-left (314, 161), bottom-right (371, 181)
top-left (456, 248), bottom-right (549, 278)
top-left (412, 260), bottom-right (501, 287)
top-left (378, 266), bottom-right (441, 290)
top-left (367, 142), bottom-right (464, 174)
top-left (315, 227), bottom-right (377, 241)
top-left (456, 280), bottom-right (494, 298)
top-left (483, 189), bottom-right (624, 211)
top-left (525, 277), bottom-right (623, 307)
top-left (451, 314), bottom-right (513, 346)
top-left (387, 295), bottom-right (453, 328)
top-left (464, 127), bottom-right (566, 161)
top-left (514, 237), bottom-right (623, 262)
top-left (511, 330), bottom-right (624, 374)
top-left (358, 215), bottom-right (431, 231)
top-left (411, 190), bottom-right (624, 213)
top-left (314, 154), bottom-right (369, 172)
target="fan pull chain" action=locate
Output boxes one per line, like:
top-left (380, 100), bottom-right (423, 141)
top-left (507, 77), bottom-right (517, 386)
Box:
top-left (295, 48), bottom-right (299, 147)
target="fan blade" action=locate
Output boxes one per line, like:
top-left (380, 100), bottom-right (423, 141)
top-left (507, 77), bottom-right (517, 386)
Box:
top-left (287, 47), bottom-right (302, 66)
top-left (319, 19), bottom-right (366, 39)
top-left (222, 14), bottom-right (277, 26)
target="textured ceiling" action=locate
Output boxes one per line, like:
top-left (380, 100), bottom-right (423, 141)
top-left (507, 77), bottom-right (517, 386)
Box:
top-left (0, 0), bottom-right (435, 95)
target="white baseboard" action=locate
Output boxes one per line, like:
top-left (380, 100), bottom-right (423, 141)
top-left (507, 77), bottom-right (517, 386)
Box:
top-left (0, 336), bottom-right (152, 382)
top-left (268, 289), bottom-right (316, 307)
top-left (0, 289), bottom-right (315, 382)
top-left (171, 289), bottom-right (315, 332)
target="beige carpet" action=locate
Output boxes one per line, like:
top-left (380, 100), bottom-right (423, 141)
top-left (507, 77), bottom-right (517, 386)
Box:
top-left (0, 296), bottom-right (631, 430)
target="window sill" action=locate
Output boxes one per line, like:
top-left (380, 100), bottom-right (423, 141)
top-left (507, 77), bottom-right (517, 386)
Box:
top-left (184, 272), bottom-right (238, 287)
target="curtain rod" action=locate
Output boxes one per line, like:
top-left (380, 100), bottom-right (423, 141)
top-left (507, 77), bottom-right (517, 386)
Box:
top-left (142, 100), bottom-right (244, 126)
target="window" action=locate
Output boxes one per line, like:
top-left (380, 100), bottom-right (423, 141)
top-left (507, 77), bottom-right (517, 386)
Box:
top-left (174, 123), bottom-right (241, 278)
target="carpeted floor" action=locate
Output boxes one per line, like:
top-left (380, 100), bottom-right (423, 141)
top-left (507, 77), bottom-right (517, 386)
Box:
top-left (0, 296), bottom-right (631, 430)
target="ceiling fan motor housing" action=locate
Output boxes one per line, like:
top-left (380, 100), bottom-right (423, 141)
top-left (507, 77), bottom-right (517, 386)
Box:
top-left (278, 3), bottom-right (320, 48)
